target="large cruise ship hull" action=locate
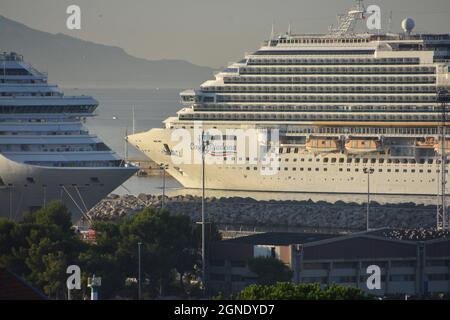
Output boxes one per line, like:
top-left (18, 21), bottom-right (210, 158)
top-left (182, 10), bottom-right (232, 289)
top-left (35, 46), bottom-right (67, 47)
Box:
top-left (0, 155), bottom-right (136, 220)
top-left (129, 128), bottom-right (443, 196)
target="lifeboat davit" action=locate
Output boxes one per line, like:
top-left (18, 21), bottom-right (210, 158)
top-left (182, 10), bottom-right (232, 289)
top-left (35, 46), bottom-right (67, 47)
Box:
top-left (305, 137), bottom-right (340, 153)
top-left (345, 138), bottom-right (381, 154)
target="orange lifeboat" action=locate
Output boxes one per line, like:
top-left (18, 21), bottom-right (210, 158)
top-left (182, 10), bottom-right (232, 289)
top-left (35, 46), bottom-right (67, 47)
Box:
top-left (416, 137), bottom-right (436, 148)
top-left (305, 137), bottom-right (340, 153)
top-left (434, 139), bottom-right (450, 154)
top-left (345, 139), bottom-right (381, 154)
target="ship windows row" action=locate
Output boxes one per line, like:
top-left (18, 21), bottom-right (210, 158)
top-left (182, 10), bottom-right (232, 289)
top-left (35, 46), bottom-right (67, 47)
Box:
top-left (238, 66), bottom-right (435, 75)
top-left (0, 68), bottom-right (32, 76)
top-left (223, 76), bottom-right (436, 84)
top-left (230, 153), bottom-right (444, 165)
top-left (24, 160), bottom-right (124, 168)
top-left (277, 37), bottom-right (370, 44)
top-left (253, 49), bottom-right (374, 55)
top-left (215, 94), bottom-right (436, 103)
top-left (172, 125), bottom-right (440, 137)
top-left (295, 126), bottom-right (441, 136)
top-left (194, 104), bottom-right (437, 113)
top-left (1, 79), bottom-right (47, 84)
top-left (246, 57), bottom-right (420, 65)
top-left (180, 112), bottom-right (442, 122)
top-left (0, 143), bottom-right (110, 152)
top-left (247, 57), bottom-right (420, 65)
top-left (244, 166), bottom-right (446, 174)
top-left (201, 85), bottom-right (436, 94)
top-left (0, 130), bottom-right (88, 136)
top-left (0, 105), bottom-right (97, 114)
top-left (277, 153), bottom-right (444, 165)
top-left (0, 92), bottom-right (60, 97)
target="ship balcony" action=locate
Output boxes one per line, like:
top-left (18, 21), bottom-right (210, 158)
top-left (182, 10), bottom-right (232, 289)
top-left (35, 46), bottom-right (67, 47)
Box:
top-left (180, 89), bottom-right (216, 105)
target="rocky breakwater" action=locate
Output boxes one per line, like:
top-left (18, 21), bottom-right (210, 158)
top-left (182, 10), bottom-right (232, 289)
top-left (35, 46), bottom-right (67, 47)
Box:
top-left (87, 194), bottom-right (437, 233)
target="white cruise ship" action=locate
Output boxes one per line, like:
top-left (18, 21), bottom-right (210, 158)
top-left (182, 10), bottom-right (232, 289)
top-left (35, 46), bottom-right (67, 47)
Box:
top-left (128, 1), bottom-right (450, 196)
top-left (0, 52), bottom-right (137, 219)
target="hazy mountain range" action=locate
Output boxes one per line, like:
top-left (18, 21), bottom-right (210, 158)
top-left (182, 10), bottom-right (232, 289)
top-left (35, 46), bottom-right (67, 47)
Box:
top-left (0, 15), bottom-right (214, 88)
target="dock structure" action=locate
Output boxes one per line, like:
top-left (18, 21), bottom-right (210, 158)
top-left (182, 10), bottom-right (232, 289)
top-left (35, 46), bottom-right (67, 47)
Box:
top-left (130, 159), bottom-right (169, 177)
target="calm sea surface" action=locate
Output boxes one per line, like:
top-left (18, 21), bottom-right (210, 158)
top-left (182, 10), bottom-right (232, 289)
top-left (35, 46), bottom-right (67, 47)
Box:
top-left (63, 86), bottom-right (436, 205)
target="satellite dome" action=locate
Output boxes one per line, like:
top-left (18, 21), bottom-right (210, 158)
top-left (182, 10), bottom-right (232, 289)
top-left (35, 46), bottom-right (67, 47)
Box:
top-left (401, 17), bottom-right (415, 34)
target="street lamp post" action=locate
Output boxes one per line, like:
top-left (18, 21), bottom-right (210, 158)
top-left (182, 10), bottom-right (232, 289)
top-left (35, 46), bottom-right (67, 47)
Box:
top-left (201, 130), bottom-right (209, 295)
top-left (138, 241), bottom-right (142, 300)
top-left (363, 167), bottom-right (375, 231)
top-left (437, 88), bottom-right (449, 230)
top-left (160, 164), bottom-right (168, 209)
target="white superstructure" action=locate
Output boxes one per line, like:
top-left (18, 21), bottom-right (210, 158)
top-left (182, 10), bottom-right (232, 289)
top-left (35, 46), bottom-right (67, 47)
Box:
top-left (0, 52), bottom-right (137, 219)
top-left (128, 1), bottom-right (450, 196)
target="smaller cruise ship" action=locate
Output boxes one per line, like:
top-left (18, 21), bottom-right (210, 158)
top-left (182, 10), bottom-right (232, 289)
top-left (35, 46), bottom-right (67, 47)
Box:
top-left (0, 52), bottom-right (138, 220)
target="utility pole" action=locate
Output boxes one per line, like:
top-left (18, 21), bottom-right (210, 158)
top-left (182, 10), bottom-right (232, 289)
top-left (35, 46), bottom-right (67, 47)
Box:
top-left (437, 88), bottom-right (449, 230)
top-left (201, 130), bottom-right (208, 295)
top-left (160, 164), bottom-right (168, 209)
top-left (124, 127), bottom-right (129, 161)
top-left (138, 241), bottom-right (142, 300)
top-left (363, 167), bottom-right (374, 231)
top-left (87, 275), bottom-right (101, 300)
top-left (8, 184), bottom-right (12, 220)
top-left (132, 106), bottom-right (136, 134)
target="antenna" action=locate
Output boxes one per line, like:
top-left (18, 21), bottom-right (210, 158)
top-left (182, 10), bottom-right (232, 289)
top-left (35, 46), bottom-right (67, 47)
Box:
top-left (124, 127), bottom-right (129, 161)
top-left (388, 10), bottom-right (393, 33)
top-left (270, 20), bottom-right (274, 39)
top-left (330, 0), bottom-right (366, 36)
top-left (132, 105), bottom-right (136, 134)
top-left (288, 21), bottom-right (292, 36)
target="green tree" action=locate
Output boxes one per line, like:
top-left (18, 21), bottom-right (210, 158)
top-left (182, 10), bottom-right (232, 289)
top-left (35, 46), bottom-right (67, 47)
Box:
top-left (247, 256), bottom-right (293, 285)
top-left (237, 282), bottom-right (373, 300)
top-left (0, 201), bottom-right (85, 298)
top-left (0, 202), bottom-right (208, 299)
top-left (116, 207), bottom-right (199, 298)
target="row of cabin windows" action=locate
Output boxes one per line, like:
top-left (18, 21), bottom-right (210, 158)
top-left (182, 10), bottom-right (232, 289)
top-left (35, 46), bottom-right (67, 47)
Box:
top-left (277, 38), bottom-right (370, 44)
top-left (246, 57), bottom-right (420, 65)
top-left (245, 166), bottom-right (445, 174)
top-left (0, 105), bottom-right (96, 113)
top-left (194, 104), bottom-right (437, 113)
top-left (238, 66), bottom-right (435, 75)
top-left (202, 85), bottom-right (436, 93)
top-left (216, 95), bottom-right (436, 102)
top-left (180, 113), bottom-right (441, 121)
top-left (223, 76), bottom-right (436, 84)
top-left (0, 68), bottom-right (32, 76)
top-left (173, 126), bottom-right (442, 136)
top-left (226, 152), bottom-right (446, 165)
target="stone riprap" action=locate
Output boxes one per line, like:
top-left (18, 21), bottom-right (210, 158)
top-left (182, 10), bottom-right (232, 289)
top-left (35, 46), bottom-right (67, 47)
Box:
top-left (86, 194), bottom-right (437, 233)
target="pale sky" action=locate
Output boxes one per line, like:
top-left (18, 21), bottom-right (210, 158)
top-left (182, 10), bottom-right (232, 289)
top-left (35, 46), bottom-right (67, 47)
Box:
top-left (1, 0), bottom-right (450, 68)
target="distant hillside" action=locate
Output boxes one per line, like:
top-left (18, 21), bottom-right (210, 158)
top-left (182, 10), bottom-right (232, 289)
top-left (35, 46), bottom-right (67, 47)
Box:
top-left (0, 15), bottom-right (213, 88)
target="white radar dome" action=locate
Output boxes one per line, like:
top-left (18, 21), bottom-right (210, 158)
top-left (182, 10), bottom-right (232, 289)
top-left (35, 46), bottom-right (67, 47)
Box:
top-left (401, 17), bottom-right (415, 34)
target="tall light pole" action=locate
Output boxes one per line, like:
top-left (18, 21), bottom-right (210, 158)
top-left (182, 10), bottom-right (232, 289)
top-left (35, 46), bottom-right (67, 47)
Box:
top-left (201, 130), bottom-right (208, 295)
top-left (363, 167), bottom-right (374, 231)
top-left (8, 184), bottom-right (13, 220)
top-left (138, 241), bottom-right (142, 300)
top-left (160, 163), bottom-right (168, 209)
top-left (437, 88), bottom-right (449, 230)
